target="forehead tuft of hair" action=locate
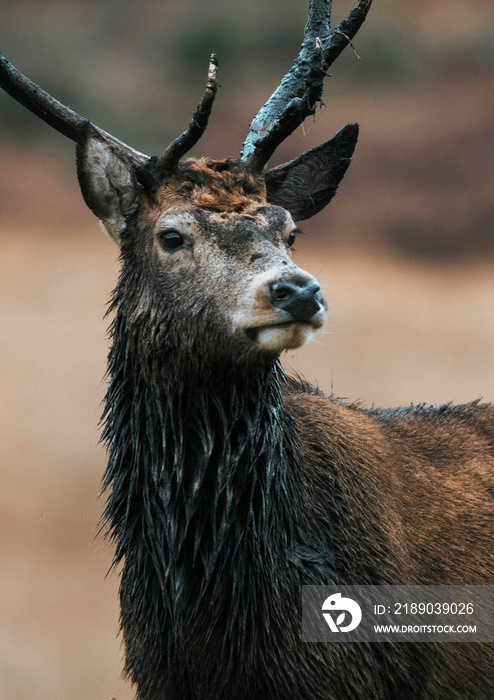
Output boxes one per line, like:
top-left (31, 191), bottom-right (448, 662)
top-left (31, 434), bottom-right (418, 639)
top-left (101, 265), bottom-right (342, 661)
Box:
top-left (167, 157), bottom-right (267, 213)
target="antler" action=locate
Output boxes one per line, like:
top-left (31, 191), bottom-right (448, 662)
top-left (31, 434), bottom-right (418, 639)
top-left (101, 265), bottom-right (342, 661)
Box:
top-left (240, 0), bottom-right (372, 172)
top-left (0, 53), bottom-right (218, 174)
top-left (156, 54), bottom-right (219, 176)
top-left (0, 52), bottom-right (150, 170)
top-left (1, 0), bottom-right (371, 178)
top-left (0, 50), bottom-right (218, 177)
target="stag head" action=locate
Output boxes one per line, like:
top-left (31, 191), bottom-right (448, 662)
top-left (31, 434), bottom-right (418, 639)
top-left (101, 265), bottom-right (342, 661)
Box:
top-left (0, 0), bottom-right (372, 364)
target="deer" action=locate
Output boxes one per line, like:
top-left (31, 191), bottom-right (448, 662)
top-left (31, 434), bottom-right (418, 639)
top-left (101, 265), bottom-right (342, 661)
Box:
top-left (1, 1), bottom-right (493, 698)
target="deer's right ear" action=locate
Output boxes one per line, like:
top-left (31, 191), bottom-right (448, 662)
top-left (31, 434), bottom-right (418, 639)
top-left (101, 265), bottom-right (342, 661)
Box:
top-left (76, 123), bottom-right (141, 244)
top-left (264, 123), bottom-right (359, 222)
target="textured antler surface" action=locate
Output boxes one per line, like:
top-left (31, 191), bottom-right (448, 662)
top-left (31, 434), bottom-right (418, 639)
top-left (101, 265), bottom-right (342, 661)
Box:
top-left (1, 1), bottom-right (371, 179)
top-left (157, 54), bottom-right (220, 175)
top-left (0, 52), bottom-right (150, 168)
top-left (0, 49), bottom-right (220, 178)
top-left (240, 0), bottom-right (372, 171)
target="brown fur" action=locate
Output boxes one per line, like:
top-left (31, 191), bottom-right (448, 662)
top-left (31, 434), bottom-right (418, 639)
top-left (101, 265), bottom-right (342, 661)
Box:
top-left (138, 158), bottom-right (268, 230)
top-left (164, 158), bottom-right (267, 213)
top-left (284, 388), bottom-right (494, 696)
top-left (287, 390), bottom-right (494, 585)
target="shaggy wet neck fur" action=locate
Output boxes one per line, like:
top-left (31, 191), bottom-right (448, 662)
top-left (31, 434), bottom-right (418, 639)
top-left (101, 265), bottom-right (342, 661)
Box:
top-left (100, 286), bottom-right (305, 697)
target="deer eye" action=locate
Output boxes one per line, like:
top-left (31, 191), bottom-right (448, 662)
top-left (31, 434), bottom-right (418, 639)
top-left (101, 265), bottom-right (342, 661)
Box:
top-left (287, 231), bottom-right (297, 248)
top-left (159, 230), bottom-right (185, 250)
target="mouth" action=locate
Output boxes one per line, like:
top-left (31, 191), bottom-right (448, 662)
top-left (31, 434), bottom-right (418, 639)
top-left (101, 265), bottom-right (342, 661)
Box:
top-left (233, 268), bottom-right (328, 354)
top-left (243, 319), bottom-right (319, 353)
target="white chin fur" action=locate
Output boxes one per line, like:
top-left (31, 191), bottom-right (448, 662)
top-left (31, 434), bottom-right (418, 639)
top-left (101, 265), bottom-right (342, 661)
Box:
top-left (255, 323), bottom-right (314, 352)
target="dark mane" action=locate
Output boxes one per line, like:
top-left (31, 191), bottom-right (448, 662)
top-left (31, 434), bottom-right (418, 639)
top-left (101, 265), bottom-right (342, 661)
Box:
top-left (100, 308), bottom-right (305, 696)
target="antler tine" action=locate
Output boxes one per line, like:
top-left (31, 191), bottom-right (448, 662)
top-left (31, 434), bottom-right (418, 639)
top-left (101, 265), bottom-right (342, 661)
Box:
top-left (0, 52), bottom-right (150, 169)
top-left (240, 0), bottom-right (372, 172)
top-left (156, 54), bottom-right (219, 176)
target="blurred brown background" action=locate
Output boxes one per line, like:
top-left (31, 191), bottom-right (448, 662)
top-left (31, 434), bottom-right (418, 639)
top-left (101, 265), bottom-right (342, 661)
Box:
top-left (1, 1), bottom-right (493, 698)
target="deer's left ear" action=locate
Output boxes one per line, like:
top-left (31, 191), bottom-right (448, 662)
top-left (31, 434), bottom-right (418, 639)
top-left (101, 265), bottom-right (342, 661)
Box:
top-left (76, 123), bottom-right (141, 244)
top-left (265, 123), bottom-right (359, 222)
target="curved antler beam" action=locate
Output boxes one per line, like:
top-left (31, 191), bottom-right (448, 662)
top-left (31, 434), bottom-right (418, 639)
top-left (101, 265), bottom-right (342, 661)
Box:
top-left (240, 0), bottom-right (372, 172)
top-left (1, 1), bottom-right (371, 180)
top-left (0, 52), bottom-right (150, 169)
top-left (157, 54), bottom-right (219, 176)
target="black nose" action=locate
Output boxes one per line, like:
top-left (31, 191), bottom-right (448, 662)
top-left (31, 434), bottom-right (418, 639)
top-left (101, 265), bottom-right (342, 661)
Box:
top-left (269, 277), bottom-right (322, 322)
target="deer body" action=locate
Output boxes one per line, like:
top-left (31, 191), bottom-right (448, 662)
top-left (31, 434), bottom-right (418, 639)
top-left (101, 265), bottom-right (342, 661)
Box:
top-left (1, 1), bottom-right (492, 698)
top-left (104, 240), bottom-right (494, 698)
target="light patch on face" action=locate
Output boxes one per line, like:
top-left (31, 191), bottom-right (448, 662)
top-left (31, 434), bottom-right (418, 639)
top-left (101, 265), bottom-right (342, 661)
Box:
top-left (232, 265), bottom-right (292, 329)
top-left (253, 205), bottom-right (295, 236)
top-left (156, 208), bottom-right (202, 234)
top-left (151, 208), bottom-right (203, 262)
top-left (232, 264), bottom-right (327, 329)
top-left (138, 186), bottom-right (188, 232)
top-left (232, 262), bottom-right (327, 355)
top-left (255, 322), bottom-right (315, 352)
